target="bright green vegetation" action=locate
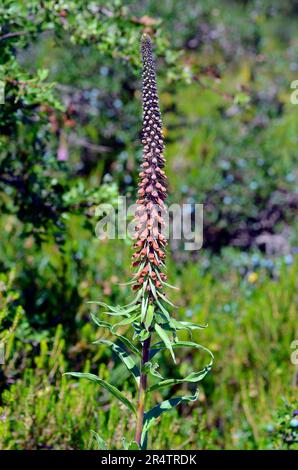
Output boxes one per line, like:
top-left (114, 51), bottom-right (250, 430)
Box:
top-left (0, 0), bottom-right (297, 450)
top-left (0, 243), bottom-right (297, 449)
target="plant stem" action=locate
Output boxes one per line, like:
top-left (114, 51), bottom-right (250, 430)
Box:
top-left (135, 334), bottom-right (151, 446)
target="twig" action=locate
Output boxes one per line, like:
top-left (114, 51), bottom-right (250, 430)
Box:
top-left (0, 31), bottom-right (29, 41)
top-left (68, 134), bottom-right (111, 153)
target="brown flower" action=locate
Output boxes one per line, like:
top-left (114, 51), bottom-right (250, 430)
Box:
top-left (132, 34), bottom-right (168, 298)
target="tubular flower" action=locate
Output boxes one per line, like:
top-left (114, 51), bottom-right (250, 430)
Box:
top-left (132, 34), bottom-right (168, 298)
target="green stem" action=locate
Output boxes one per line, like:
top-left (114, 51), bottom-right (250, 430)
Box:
top-left (134, 334), bottom-right (151, 446)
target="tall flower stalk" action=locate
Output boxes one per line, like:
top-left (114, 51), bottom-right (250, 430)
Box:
top-left (133, 33), bottom-right (168, 444)
top-left (66, 34), bottom-right (213, 450)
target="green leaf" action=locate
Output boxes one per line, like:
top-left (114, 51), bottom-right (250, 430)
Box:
top-left (127, 441), bottom-right (140, 450)
top-left (155, 270), bottom-right (179, 290)
top-left (139, 329), bottom-right (151, 342)
top-left (141, 390), bottom-right (199, 449)
top-left (141, 296), bottom-right (148, 323)
top-left (169, 318), bottom-right (207, 332)
top-left (112, 312), bottom-right (141, 331)
top-left (88, 301), bottom-right (123, 312)
top-left (148, 341), bottom-right (213, 392)
top-left (148, 366), bottom-right (211, 392)
top-left (154, 323), bottom-right (176, 364)
top-left (65, 372), bottom-right (136, 414)
top-left (161, 281), bottom-right (179, 290)
top-left (156, 299), bottom-right (171, 320)
top-left (91, 314), bottom-right (112, 329)
top-left (122, 439), bottom-right (140, 450)
top-left (144, 304), bottom-right (154, 330)
top-left (88, 301), bottom-right (139, 316)
top-left (114, 335), bottom-right (141, 357)
top-left (155, 313), bottom-right (168, 326)
top-left (91, 430), bottom-right (107, 450)
top-left (143, 361), bottom-right (163, 379)
top-left (96, 339), bottom-right (140, 384)
top-left (173, 340), bottom-right (214, 358)
top-left (127, 287), bottom-right (144, 305)
top-left (149, 345), bottom-right (163, 360)
top-left (102, 310), bottom-right (131, 317)
top-left (141, 280), bottom-right (148, 295)
top-left (91, 313), bottom-right (140, 357)
top-left (37, 68), bottom-right (49, 81)
top-left (149, 278), bottom-right (157, 300)
top-left (234, 92), bottom-right (250, 105)
top-left (157, 291), bottom-right (177, 307)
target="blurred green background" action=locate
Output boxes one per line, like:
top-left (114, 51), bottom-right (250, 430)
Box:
top-left (0, 0), bottom-right (297, 449)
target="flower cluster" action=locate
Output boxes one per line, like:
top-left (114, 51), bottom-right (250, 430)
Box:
top-left (67, 34), bottom-right (213, 452)
top-left (132, 34), bottom-right (168, 298)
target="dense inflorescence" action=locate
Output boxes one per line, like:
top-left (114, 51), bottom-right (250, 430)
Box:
top-left (67, 34), bottom-right (213, 451)
top-left (132, 34), bottom-right (168, 298)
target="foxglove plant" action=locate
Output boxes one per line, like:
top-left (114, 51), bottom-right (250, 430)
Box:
top-left (67, 34), bottom-right (213, 450)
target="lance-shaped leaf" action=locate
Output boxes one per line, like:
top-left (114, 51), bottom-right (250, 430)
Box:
top-left (154, 269), bottom-right (179, 291)
top-left (111, 312), bottom-right (141, 332)
top-left (65, 372), bottom-right (136, 414)
top-left (173, 340), bottom-right (214, 358)
top-left (144, 303), bottom-right (154, 330)
top-left (91, 312), bottom-right (140, 357)
top-left (148, 340), bottom-right (213, 392)
top-left (96, 339), bottom-right (140, 385)
top-left (154, 323), bottom-right (176, 364)
top-left (169, 318), bottom-right (207, 331)
top-left (157, 291), bottom-right (177, 307)
top-left (91, 315), bottom-right (112, 330)
top-left (87, 301), bottom-right (139, 316)
top-left (141, 296), bottom-right (148, 323)
top-left (150, 339), bottom-right (213, 360)
top-left (149, 278), bottom-right (158, 300)
top-left (124, 288), bottom-right (144, 307)
top-left (156, 299), bottom-right (171, 321)
top-left (148, 366), bottom-right (211, 393)
top-left (141, 389), bottom-right (199, 449)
